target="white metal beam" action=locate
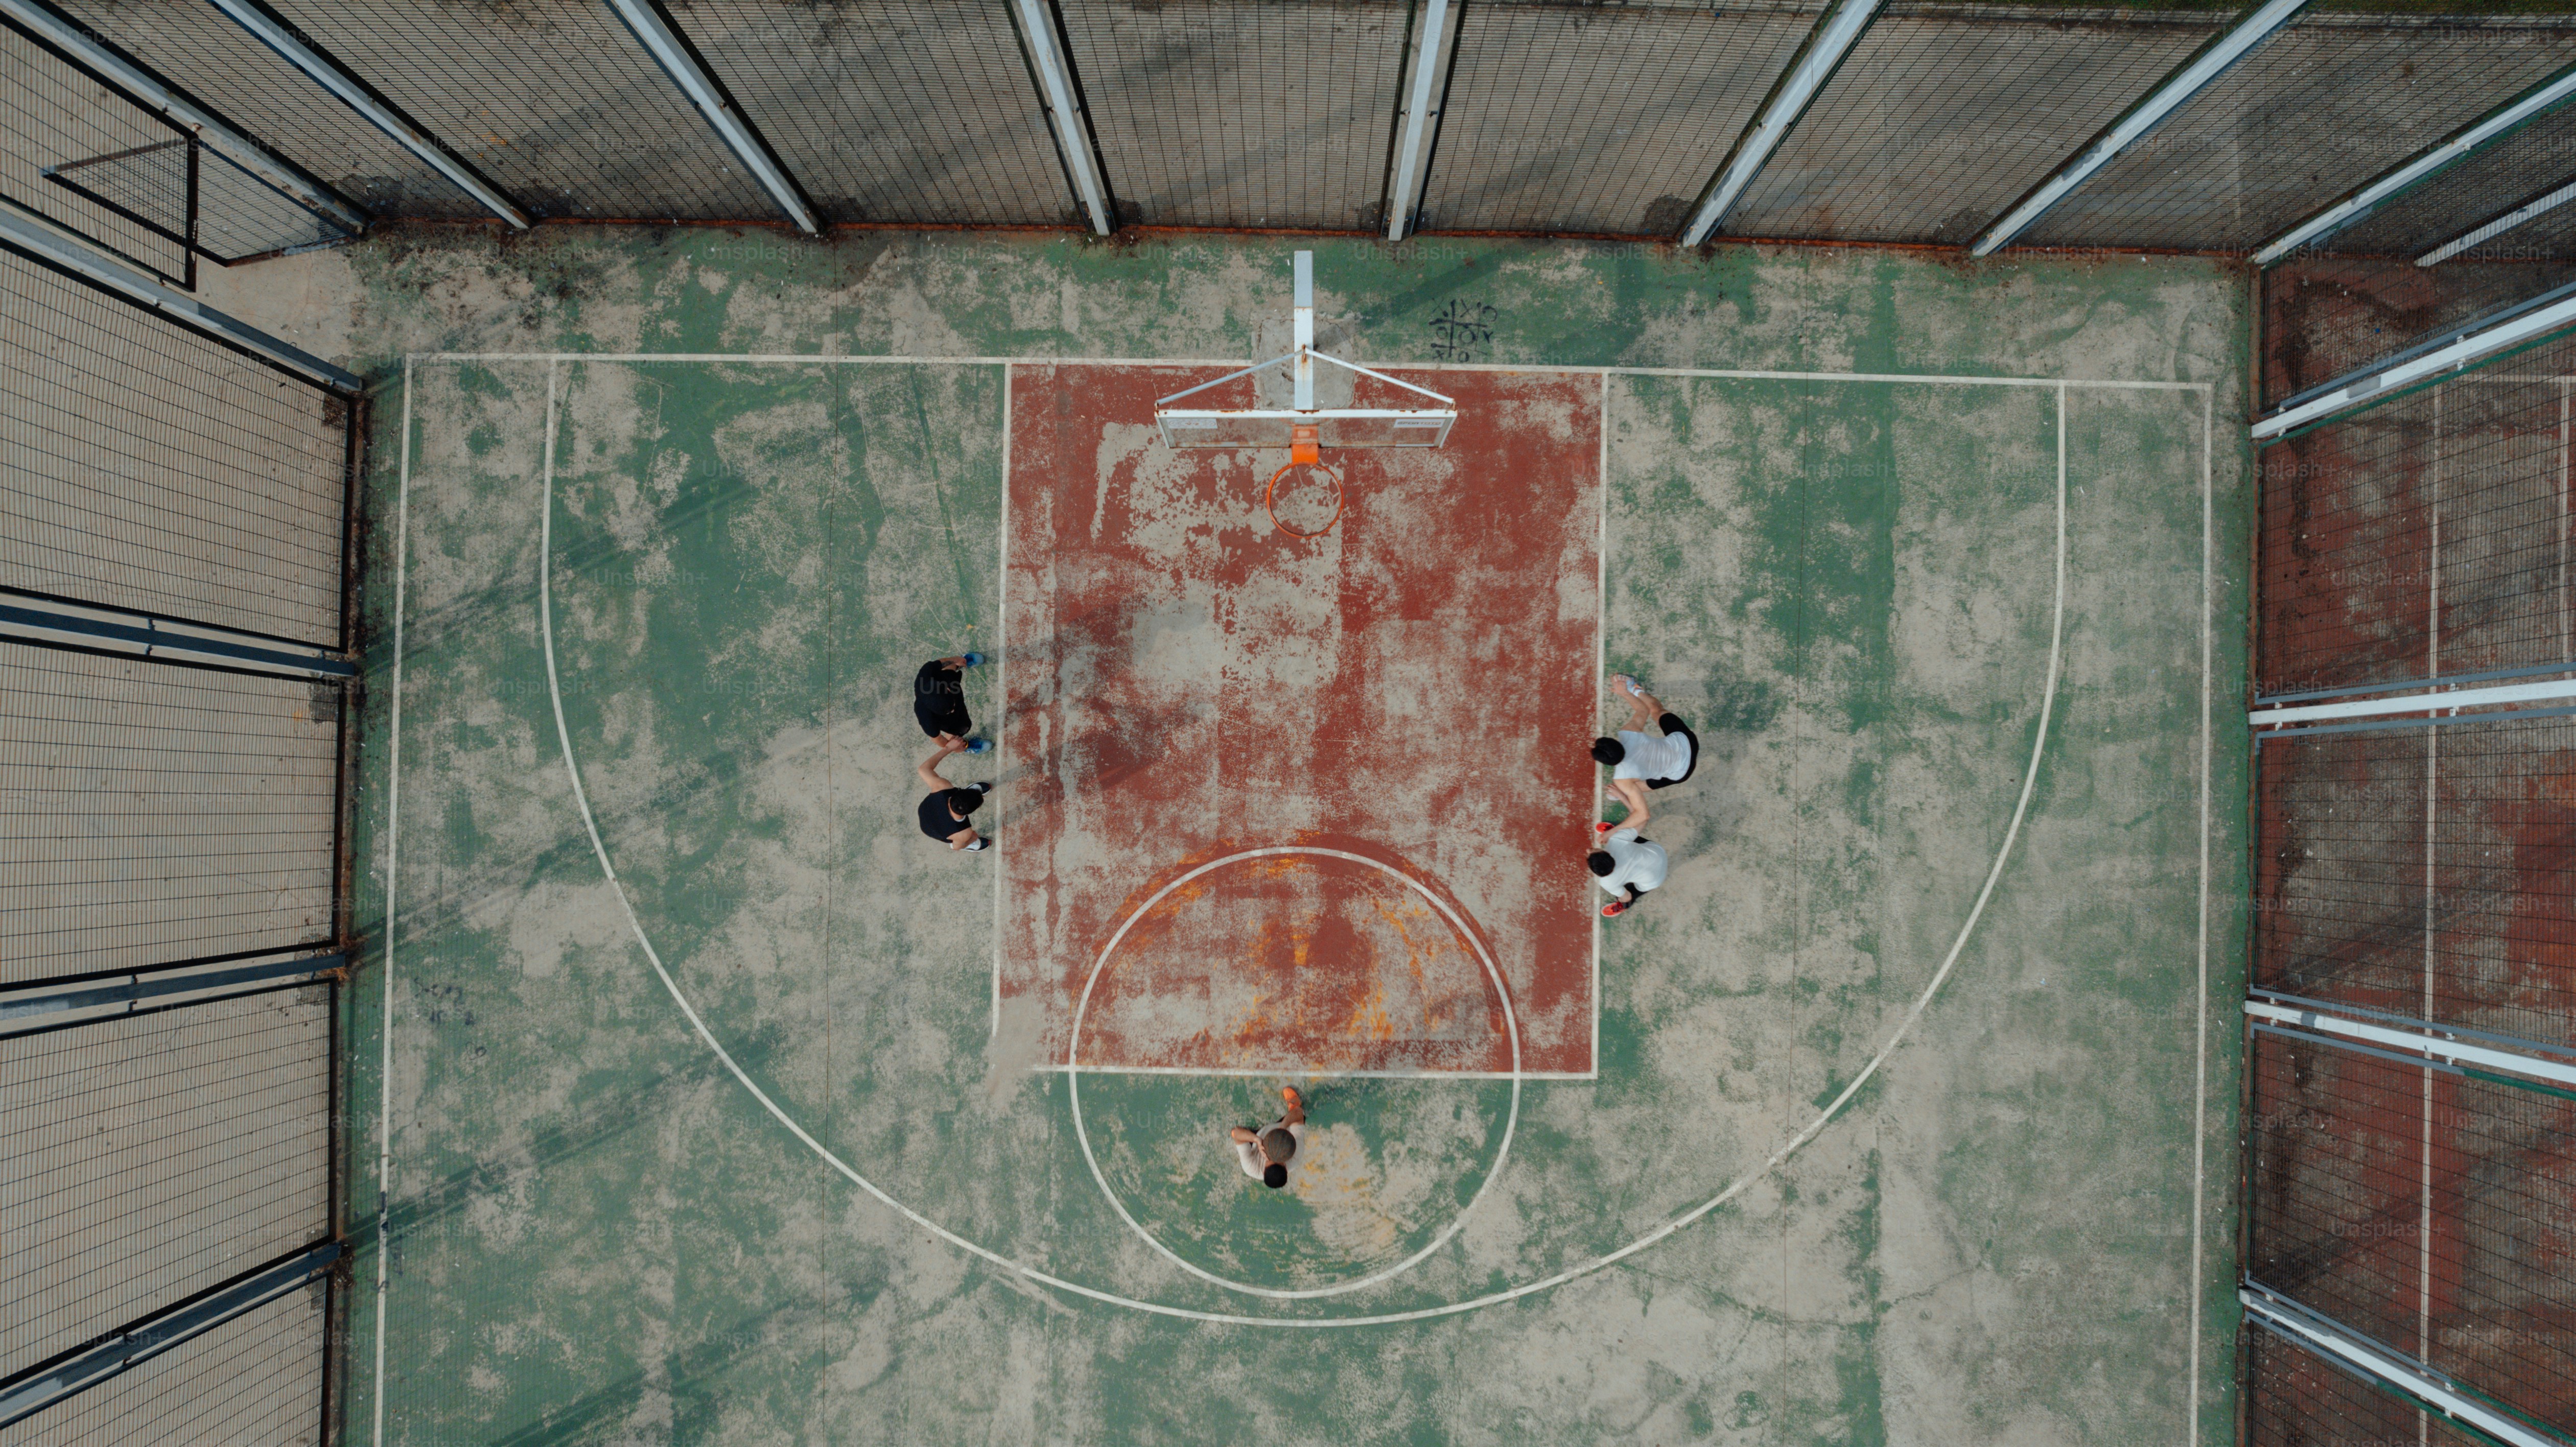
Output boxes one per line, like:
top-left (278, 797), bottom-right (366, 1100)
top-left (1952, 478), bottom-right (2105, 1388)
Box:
top-left (2253, 289), bottom-right (2576, 439)
top-left (2245, 999), bottom-right (2576, 1089)
top-left (2248, 674), bottom-right (2576, 727)
top-left (1293, 250), bottom-right (1314, 409)
top-left (1384, 0), bottom-right (1453, 242)
top-left (2420, 176), bottom-right (2576, 268)
top-left (2256, 62), bottom-right (2576, 265)
top-left (0, 206), bottom-right (359, 391)
top-left (2240, 1288), bottom-right (2568, 1447)
top-left (606, 0), bottom-right (814, 233)
top-left (1972, 0), bottom-right (2311, 257)
top-left (0, 0), bottom-right (370, 232)
top-left (1012, 0), bottom-right (1111, 235)
top-left (201, 0), bottom-right (529, 229)
top-left (1680, 0), bottom-right (1880, 247)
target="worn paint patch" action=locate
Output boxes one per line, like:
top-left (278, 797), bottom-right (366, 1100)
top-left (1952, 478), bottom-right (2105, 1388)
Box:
top-left (1003, 364), bottom-right (1603, 1075)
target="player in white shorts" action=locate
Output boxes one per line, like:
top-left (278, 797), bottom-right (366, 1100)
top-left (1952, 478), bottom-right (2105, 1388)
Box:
top-left (1589, 676), bottom-right (1696, 834)
top-left (1228, 1087), bottom-right (1306, 1189)
top-left (1588, 826), bottom-right (1668, 918)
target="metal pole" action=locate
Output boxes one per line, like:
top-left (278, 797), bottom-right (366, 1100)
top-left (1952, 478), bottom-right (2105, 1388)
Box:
top-left (2419, 177), bottom-right (2576, 269)
top-left (604, 0), bottom-right (815, 234)
top-left (1384, 0), bottom-right (1451, 242)
top-left (200, 0), bottom-right (530, 229)
top-left (2239, 1287), bottom-right (2561, 1447)
top-left (1011, 0), bottom-right (1111, 235)
top-left (2251, 288), bottom-right (2576, 440)
top-left (2257, 61), bottom-right (2576, 265)
top-left (1972, 0), bottom-right (2312, 257)
top-left (0, 206), bottom-right (360, 391)
top-left (0, 0), bottom-right (367, 232)
top-left (1293, 251), bottom-right (1314, 410)
top-left (0, 1244), bottom-right (344, 1430)
top-left (1680, 0), bottom-right (1881, 247)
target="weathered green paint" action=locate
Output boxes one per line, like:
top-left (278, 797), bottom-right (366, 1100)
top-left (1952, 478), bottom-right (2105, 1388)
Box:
top-left (283, 225), bottom-right (2255, 1445)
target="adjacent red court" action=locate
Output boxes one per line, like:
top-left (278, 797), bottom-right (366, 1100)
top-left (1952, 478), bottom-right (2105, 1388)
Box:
top-left (998, 363), bottom-right (1603, 1075)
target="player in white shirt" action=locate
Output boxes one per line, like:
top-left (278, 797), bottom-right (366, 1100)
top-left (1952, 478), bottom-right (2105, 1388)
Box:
top-left (1589, 676), bottom-right (1697, 834)
top-left (1228, 1087), bottom-right (1306, 1188)
top-left (1588, 826), bottom-right (1668, 917)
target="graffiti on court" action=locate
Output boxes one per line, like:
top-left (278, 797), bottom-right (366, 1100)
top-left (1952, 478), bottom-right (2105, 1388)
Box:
top-left (1427, 298), bottom-right (1497, 362)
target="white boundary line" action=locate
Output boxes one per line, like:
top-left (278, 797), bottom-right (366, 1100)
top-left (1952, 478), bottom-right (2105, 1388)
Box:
top-left (378, 350), bottom-right (2209, 1335)
top-left (991, 366), bottom-right (1011, 1038)
top-left (2189, 383), bottom-right (2213, 1447)
top-left (368, 358), bottom-right (413, 1447)
top-left (518, 397), bottom-right (2068, 1326)
top-left (1592, 371), bottom-right (1610, 1073)
top-left (410, 349), bottom-right (2212, 398)
top-left (1064, 846), bottom-right (1524, 1299)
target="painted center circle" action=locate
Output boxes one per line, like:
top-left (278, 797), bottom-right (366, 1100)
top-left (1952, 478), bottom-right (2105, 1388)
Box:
top-left (1066, 847), bottom-right (1524, 1299)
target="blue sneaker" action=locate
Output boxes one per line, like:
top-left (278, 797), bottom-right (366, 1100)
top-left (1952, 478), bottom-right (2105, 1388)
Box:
top-left (961, 652), bottom-right (986, 668)
top-left (966, 738), bottom-right (992, 754)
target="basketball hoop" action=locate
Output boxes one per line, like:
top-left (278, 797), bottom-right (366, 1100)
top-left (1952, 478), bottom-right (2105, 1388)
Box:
top-left (1151, 251), bottom-right (1457, 539)
top-left (1267, 424), bottom-right (1343, 537)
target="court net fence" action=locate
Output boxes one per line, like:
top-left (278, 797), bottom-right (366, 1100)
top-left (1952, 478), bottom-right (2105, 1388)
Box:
top-left (2251, 260), bottom-right (2576, 1445)
top-left (0, 0), bottom-right (2560, 264)
top-left (0, 126), bottom-right (357, 1444)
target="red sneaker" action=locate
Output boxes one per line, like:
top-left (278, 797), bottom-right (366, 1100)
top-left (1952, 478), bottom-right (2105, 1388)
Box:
top-left (1601, 899), bottom-right (1628, 918)
top-left (1595, 822), bottom-right (1614, 835)
top-left (1281, 1086), bottom-right (1302, 1108)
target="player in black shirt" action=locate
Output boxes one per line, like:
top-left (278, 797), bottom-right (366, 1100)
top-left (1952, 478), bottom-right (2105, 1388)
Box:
top-left (915, 653), bottom-right (988, 753)
top-left (916, 736), bottom-right (989, 851)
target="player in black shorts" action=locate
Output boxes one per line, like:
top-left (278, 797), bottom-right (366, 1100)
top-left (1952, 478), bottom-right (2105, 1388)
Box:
top-left (915, 653), bottom-right (988, 753)
top-left (916, 736), bottom-right (990, 851)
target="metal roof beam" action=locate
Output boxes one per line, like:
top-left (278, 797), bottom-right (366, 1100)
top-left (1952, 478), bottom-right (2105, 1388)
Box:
top-left (1384, 0), bottom-right (1457, 242)
top-left (0, 206), bottom-right (360, 391)
top-left (202, 0), bottom-right (529, 229)
top-left (1011, 0), bottom-right (1111, 235)
top-left (2240, 1287), bottom-right (2566, 1447)
top-left (2252, 284), bottom-right (2576, 439)
top-left (606, 0), bottom-right (815, 234)
top-left (1973, 0), bottom-right (2311, 257)
top-left (1679, 0), bottom-right (1880, 247)
top-left (0, 0), bottom-right (367, 232)
top-left (2419, 173), bottom-right (2576, 268)
top-left (2257, 61), bottom-right (2576, 265)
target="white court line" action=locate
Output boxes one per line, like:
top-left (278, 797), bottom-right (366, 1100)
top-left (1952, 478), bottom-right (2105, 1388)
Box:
top-left (2188, 383), bottom-right (2212, 1447)
top-left (1025, 1062), bottom-right (1592, 1081)
top-left (523, 412), bottom-right (2068, 1326)
top-left (1591, 370), bottom-right (1610, 1075)
top-left (383, 354), bottom-right (2196, 1333)
top-left (368, 358), bottom-right (413, 1447)
top-left (991, 365), bottom-right (1011, 1038)
top-left (410, 349), bottom-right (2212, 396)
top-left (1063, 846), bottom-right (1524, 1299)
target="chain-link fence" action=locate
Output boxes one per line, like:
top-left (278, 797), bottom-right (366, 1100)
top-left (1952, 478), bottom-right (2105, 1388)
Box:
top-left (10, 0), bottom-right (2576, 263)
top-left (2256, 327), bottom-right (2576, 694)
top-left (2026, 13), bottom-right (2576, 253)
top-left (2245, 1325), bottom-right (2491, 1447)
top-left (2, 993), bottom-right (333, 1382)
top-left (2251, 251), bottom-right (2576, 1443)
top-left (1, 1278), bottom-right (329, 1446)
top-left (667, 0), bottom-right (1073, 226)
top-left (1418, 0), bottom-right (1820, 236)
top-left (1724, 2), bottom-right (2225, 246)
top-left (2247, 1031), bottom-right (2576, 1434)
top-left (0, 247), bottom-right (352, 645)
top-left (44, 0), bottom-right (466, 219)
top-left (0, 127), bottom-right (352, 1440)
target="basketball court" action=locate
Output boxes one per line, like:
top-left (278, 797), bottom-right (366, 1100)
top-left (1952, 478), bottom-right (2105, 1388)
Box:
top-left (332, 233), bottom-right (2248, 1444)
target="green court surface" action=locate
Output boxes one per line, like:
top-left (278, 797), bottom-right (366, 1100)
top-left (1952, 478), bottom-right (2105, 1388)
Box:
top-left (303, 232), bottom-right (2252, 1445)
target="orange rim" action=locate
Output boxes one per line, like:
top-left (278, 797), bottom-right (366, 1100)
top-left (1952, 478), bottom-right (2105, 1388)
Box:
top-left (1265, 460), bottom-right (1344, 538)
